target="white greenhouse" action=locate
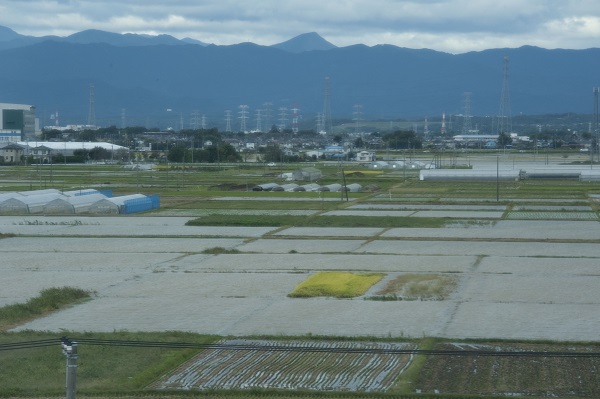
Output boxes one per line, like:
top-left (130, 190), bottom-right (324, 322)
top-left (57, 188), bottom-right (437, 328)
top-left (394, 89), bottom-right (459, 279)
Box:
top-left (420, 169), bottom-right (521, 181)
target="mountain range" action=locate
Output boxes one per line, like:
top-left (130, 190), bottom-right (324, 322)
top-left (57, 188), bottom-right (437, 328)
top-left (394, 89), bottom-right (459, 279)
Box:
top-left (0, 25), bottom-right (598, 130)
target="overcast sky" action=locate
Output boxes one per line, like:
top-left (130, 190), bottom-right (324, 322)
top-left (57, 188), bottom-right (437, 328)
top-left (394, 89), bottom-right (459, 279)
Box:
top-left (1, 0), bottom-right (599, 54)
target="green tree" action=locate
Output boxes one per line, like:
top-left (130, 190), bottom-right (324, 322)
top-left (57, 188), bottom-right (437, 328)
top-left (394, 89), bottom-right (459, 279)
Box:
top-left (264, 144), bottom-right (283, 163)
top-left (89, 146), bottom-right (110, 161)
top-left (40, 129), bottom-right (63, 141)
top-left (167, 146), bottom-right (186, 162)
top-left (382, 130), bottom-right (421, 149)
top-left (219, 143), bottom-right (241, 162)
top-left (353, 137), bottom-right (364, 148)
top-left (77, 129), bottom-right (98, 142)
top-left (497, 132), bottom-right (513, 147)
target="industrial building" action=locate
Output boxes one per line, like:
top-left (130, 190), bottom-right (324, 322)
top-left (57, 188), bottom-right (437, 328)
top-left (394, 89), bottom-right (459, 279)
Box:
top-left (0, 103), bottom-right (39, 141)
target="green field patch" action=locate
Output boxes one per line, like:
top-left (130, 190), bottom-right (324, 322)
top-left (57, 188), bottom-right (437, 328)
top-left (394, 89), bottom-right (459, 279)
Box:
top-left (0, 331), bottom-right (217, 393)
top-left (201, 247), bottom-right (242, 254)
top-left (368, 274), bottom-right (457, 301)
top-left (289, 272), bottom-right (385, 299)
top-left (0, 287), bottom-right (91, 331)
top-left (506, 211), bottom-right (598, 220)
top-left (186, 214), bottom-right (447, 228)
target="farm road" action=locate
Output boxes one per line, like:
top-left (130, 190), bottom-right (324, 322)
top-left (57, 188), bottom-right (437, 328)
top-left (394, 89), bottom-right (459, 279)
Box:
top-left (1, 216), bottom-right (600, 341)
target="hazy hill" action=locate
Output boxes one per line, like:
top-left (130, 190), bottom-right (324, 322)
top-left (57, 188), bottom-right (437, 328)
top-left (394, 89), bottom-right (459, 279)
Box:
top-left (272, 32), bottom-right (337, 53)
top-left (0, 25), bottom-right (598, 129)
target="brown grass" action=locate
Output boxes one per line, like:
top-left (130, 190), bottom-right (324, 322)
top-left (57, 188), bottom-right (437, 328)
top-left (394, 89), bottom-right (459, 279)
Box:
top-left (376, 274), bottom-right (457, 300)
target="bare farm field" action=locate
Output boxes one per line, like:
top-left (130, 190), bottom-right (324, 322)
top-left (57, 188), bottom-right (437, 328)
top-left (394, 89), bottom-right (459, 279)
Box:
top-left (1, 167), bottom-right (600, 398)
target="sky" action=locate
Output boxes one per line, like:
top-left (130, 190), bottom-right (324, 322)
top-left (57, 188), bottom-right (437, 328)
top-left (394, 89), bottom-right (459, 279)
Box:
top-left (0, 0), bottom-right (599, 54)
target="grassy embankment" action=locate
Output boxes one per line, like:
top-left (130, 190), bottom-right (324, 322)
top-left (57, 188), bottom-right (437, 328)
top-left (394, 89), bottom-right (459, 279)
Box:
top-left (0, 287), bottom-right (90, 331)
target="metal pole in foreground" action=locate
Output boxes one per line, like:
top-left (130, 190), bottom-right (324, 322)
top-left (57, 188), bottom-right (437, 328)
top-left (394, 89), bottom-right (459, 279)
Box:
top-left (496, 155), bottom-right (500, 202)
top-left (61, 338), bottom-right (78, 399)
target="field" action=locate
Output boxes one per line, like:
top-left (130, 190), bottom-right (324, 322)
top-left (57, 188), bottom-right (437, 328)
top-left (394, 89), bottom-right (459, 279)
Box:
top-left (288, 272), bottom-right (385, 298)
top-left (1, 152), bottom-right (600, 398)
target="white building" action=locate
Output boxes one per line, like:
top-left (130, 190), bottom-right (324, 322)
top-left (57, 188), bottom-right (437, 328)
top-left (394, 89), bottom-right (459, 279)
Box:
top-left (0, 103), bottom-right (39, 140)
top-left (17, 141), bottom-right (129, 158)
top-left (355, 151), bottom-right (375, 162)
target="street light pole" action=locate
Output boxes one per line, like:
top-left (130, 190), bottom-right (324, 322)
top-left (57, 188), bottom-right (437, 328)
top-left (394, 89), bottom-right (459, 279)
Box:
top-left (61, 337), bottom-right (78, 399)
top-left (496, 155), bottom-right (500, 202)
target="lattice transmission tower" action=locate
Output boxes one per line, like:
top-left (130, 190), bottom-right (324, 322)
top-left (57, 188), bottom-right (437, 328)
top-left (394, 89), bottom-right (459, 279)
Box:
top-left (291, 107), bottom-right (300, 133)
top-left (238, 105), bottom-right (249, 133)
top-left (88, 82), bottom-right (96, 127)
top-left (461, 92), bottom-right (472, 134)
top-left (224, 110), bottom-right (232, 132)
top-left (278, 107), bottom-right (288, 131)
top-left (496, 56), bottom-right (512, 134)
top-left (353, 104), bottom-right (363, 135)
top-left (255, 109), bottom-right (262, 132)
top-left (322, 76), bottom-right (332, 134)
top-left (594, 87), bottom-right (599, 162)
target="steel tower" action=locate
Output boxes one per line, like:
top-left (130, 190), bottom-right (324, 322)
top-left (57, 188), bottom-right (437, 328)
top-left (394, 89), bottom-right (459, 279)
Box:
top-left (461, 92), bottom-right (472, 134)
top-left (322, 76), bottom-right (332, 134)
top-left (278, 107), bottom-right (288, 131)
top-left (594, 87), bottom-right (599, 161)
top-left (497, 56), bottom-right (512, 135)
top-left (441, 112), bottom-right (446, 135)
top-left (238, 105), bottom-right (249, 133)
top-left (88, 83), bottom-right (96, 127)
top-left (225, 110), bottom-right (232, 132)
top-left (291, 107), bottom-right (300, 133)
top-left (255, 109), bottom-right (262, 132)
top-left (353, 104), bottom-right (363, 135)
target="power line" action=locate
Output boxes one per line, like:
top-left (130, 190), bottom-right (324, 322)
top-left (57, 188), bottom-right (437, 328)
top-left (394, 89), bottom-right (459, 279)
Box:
top-left (4, 338), bottom-right (600, 358)
top-left (0, 338), bottom-right (57, 351)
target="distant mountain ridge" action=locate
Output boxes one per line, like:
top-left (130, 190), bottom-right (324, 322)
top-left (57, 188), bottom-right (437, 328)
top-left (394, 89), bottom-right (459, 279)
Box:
top-left (0, 25), bottom-right (598, 129)
top-left (0, 25), bottom-right (334, 52)
top-left (272, 32), bottom-right (337, 53)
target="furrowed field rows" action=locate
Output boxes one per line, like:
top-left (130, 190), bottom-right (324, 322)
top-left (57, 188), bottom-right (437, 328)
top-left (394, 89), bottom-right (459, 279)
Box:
top-left (152, 340), bottom-right (416, 391)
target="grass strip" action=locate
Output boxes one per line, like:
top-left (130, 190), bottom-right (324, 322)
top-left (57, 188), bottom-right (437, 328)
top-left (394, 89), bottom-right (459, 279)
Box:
top-left (0, 331), bottom-right (218, 394)
top-left (0, 287), bottom-right (90, 330)
top-left (186, 215), bottom-right (447, 228)
top-left (202, 247), bottom-right (242, 254)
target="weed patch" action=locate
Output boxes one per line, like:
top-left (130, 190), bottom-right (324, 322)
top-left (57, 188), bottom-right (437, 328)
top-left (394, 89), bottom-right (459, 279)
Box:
top-left (201, 247), bottom-right (242, 254)
top-left (368, 274), bottom-right (457, 301)
top-left (0, 287), bottom-right (91, 330)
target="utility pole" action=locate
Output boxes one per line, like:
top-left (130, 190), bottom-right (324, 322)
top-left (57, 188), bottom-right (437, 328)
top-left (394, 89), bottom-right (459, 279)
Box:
top-left (61, 337), bottom-right (78, 399)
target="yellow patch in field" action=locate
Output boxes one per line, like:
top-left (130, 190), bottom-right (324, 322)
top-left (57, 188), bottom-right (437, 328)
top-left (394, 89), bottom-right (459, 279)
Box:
top-left (289, 271), bottom-right (385, 299)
